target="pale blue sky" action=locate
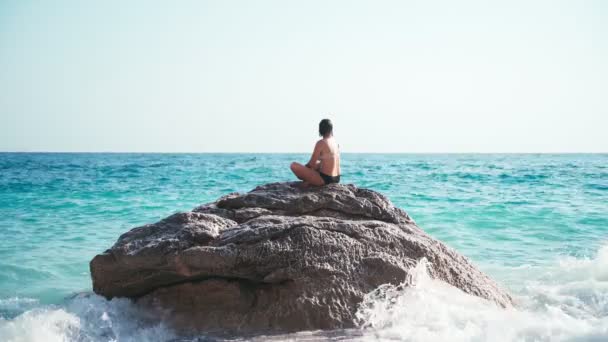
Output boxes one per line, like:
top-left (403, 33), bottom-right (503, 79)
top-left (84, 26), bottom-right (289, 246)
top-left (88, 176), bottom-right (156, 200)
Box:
top-left (1, 0), bottom-right (606, 152)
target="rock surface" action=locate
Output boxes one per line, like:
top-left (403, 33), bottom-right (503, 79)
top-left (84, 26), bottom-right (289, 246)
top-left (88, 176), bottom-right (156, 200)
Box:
top-left (90, 182), bottom-right (512, 334)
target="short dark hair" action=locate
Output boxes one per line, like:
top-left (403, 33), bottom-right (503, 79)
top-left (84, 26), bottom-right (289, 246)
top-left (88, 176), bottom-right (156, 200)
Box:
top-left (319, 119), bottom-right (333, 137)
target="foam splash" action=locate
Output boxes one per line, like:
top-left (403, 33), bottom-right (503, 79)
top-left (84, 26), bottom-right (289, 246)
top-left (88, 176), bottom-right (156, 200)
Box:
top-left (0, 295), bottom-right (176, 342)
top-left (0, 297), bottom-right (39, 319)
top-left (354, 246), bottom-right (608, 342)
top-left (2, 246), bottom-right (608, 341)
top-left (520, 244), bottom-right (608, 320)
top-left (0, 308), bottom-right (80, 342)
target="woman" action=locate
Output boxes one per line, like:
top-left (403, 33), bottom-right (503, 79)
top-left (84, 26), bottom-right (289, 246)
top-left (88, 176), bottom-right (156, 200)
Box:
top-left (290, 119), bottom-right (341, 186)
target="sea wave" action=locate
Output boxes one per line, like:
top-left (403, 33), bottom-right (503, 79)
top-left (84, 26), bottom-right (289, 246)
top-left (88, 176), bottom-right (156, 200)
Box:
top-left (1, 245), bottom-right (608, 342)
top-left (353, 245), bottom-right (608, 342)
top-left (0, 295), bottom-right (175, 342)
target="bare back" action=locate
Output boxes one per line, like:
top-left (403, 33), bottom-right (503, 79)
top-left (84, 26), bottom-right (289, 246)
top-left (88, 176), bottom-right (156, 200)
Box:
top-left (317, 137), bottom-right (340, 176)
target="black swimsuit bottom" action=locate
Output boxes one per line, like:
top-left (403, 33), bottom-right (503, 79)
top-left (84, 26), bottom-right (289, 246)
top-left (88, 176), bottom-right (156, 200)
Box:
top-left (319, 172), bottom-right (340, 185)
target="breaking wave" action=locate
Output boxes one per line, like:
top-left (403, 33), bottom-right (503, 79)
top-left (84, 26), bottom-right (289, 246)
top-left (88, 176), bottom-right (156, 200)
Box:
top-left (2, 245), bottom-right (607, 341)
top-left (354, 245), bottom-right (608, 341)
top-left (0, 295), bottom-right (175, 342)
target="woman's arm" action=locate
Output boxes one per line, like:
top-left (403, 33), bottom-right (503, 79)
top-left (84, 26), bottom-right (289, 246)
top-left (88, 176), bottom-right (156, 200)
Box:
top-left (305, 141), bottom-right (322, 169)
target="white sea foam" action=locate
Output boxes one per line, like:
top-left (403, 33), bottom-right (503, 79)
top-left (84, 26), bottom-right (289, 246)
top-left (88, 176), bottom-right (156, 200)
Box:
top-left (0, 308), bottom-right (80, 342)
top-left (354, 245), bottom-right (608, 342)
top-left (0, 295), bottom-right (176, 342)
top-left (1, 245), bottom-right (607, 342)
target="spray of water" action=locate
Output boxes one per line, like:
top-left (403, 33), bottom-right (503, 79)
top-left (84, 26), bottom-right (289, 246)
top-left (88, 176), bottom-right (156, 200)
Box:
top-left (2, 246), bottom-right (608, 341)
top-left (354, 249), bottom-right (608, 342)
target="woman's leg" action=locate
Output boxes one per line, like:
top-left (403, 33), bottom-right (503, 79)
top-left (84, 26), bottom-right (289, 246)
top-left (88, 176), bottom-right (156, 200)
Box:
top-left (290, 162), bottom-right (325, 186)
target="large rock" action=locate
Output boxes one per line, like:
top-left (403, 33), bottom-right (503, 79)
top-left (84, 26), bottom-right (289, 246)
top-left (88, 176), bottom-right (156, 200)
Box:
top-left (90, 182), bottom-right (512, 334)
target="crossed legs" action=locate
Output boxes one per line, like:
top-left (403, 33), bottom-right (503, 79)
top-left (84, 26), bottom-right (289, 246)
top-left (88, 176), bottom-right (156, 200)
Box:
top-left (290, 162), bottom-right (325, 186)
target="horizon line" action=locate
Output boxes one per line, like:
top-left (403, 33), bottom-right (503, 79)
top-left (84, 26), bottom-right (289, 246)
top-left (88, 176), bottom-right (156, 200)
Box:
top-left (1, 151), bottom-right (606, 155)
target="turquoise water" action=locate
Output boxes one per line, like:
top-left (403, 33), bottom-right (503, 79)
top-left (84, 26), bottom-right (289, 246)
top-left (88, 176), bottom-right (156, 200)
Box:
top-left (1, 153), bottom-right (607, 341)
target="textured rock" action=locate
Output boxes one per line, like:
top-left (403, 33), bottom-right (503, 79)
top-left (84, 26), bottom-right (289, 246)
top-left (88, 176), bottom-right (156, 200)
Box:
top-left (90, 182), bottom-right (512, 334)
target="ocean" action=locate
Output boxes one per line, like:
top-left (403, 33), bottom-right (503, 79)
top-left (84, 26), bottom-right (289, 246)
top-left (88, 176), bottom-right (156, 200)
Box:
top-left (0, 153), bottom-right (607, 341)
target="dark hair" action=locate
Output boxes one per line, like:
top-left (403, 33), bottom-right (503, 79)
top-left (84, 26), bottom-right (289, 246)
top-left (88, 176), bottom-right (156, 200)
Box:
top-left (319, 119), bottom-right (333, 137)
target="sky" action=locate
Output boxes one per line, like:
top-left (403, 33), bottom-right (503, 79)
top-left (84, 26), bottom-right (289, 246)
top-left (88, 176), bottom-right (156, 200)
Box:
top-left (0, 0), bottom-right (606, 153)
